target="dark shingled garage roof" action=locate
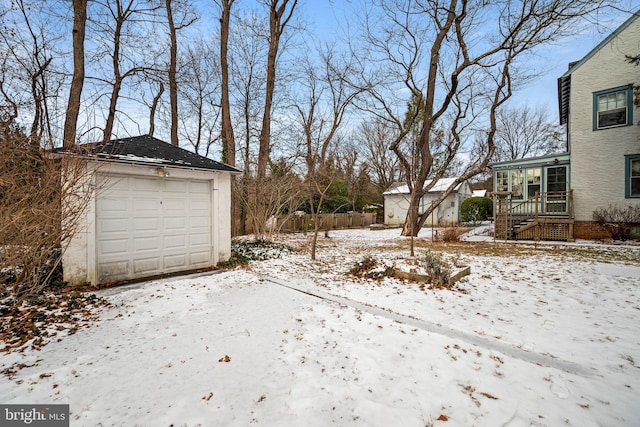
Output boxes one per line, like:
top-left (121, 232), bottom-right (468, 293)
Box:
top-left (66, 135), bottom-right (241, 173)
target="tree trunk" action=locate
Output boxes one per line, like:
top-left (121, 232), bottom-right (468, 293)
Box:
top-left (62, 0), bottom-right (87, 148)
top-left (256, 0), bottom-right (297, 234)
top-left (166, 0), bottom-right (179, 146)
top-left (220, 0), bottom-right (235, 166)
top-left (149, 82), bottom-right (164, 136)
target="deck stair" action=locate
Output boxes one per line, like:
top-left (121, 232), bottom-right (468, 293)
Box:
top-left (492, 190), bottom-right (575, 242)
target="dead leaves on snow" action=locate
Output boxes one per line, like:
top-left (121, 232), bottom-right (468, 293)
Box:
top-left (0, 292), bottom-right (109, 355)
top-left (461, 384), bottom-right (499, 408)
top-left (218, 355), bottom-right (231, 363)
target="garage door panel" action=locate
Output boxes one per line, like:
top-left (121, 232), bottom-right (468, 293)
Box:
top-left (164, 234), bottom-right (186, 249)
top-left (190, 233), bottom-right (209, 246)
top-left (133, 236), bottom-right (160, 251)
top-left (98, 197), bottom-right (128, 213)
top-left (133, 217), bottom-right (160, 232)
top-left (190, 251), bottom-right (210, 264)
top-left (101, 177), bottom-right (129, 192)
top-left (133, 257), bottom-right (160, 274)
top-left (164, 198), bottom-right (186, 212)
top-left (100, 238), bottom-right (130, 255)
top-left (164, 216), bottom-right (186, 231)
top-left (133, 198), bottom-right (160, 212)
top-left (100, 218), bottom-right (129, 233)
top-left (189, 199), bottom-right (209, 212)
top-left (190, 216), bottom-right (209, 229)
top-left (132, 177), bottom-right (159, 191)
top-left (97, 174), bottom-right (212, 284)
top-left (164, 254), bottom-right (187, 269)
top-left (165, 180), bottom-right (188, 193)
top-left (99, 260), bottom-right (130, 282)
top-left (189, 181), bottom-right (209, 193)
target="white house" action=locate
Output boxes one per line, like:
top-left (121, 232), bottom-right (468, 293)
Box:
top-left (490, 12), bottom-right (640, 240)
top-left (559, 11), bottom-right (639, 238)
top-left (60, 135), bottom-right (241, 285)
top-left (383, 177), bottom-right (473, 226)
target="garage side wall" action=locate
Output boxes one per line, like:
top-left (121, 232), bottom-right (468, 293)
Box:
top-left (213, 171), bottom-right (232, 263)
top-left (61, 161), bottom-right (96, 286)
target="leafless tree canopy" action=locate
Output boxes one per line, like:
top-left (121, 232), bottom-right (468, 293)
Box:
top-left (0, 0), bottom-right (629, 272)
top-left (492, 104), bottom-right (566, 162)
top-left (349, 0), bottom-right (617, 236)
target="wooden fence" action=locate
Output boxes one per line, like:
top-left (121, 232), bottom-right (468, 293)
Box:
top-left (271, 212), bottom-right (378, 233)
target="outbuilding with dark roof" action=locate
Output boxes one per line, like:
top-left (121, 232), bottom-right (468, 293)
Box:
top-left (60, 135), bottom-right (240, 285)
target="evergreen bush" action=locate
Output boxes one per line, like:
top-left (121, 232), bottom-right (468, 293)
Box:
top-left (460, 197), bottom-right (493, 224)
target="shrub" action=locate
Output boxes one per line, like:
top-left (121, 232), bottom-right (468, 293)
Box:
top-left (460, 197), bottom-right (493, 225)
top-left (1, 132), bottom-right (91, 299)
top-left (349, 256), bottom-right (394, 280)
top-left (423, 250), bottom-right (451, 286)
top-left (439, 227), bottom-right (465, 242)
top-left (220, 239), bottom-right (292, 267)
top-left (592, 204), bottom-right (640, 241)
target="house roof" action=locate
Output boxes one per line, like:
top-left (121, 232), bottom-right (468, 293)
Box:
top-left (383, 177), bottom-right (466, 195)
top-left (60, 135), bottom-right (241, 173)
top-left (557, 11), bottom-right (640, 125)
top-left (489, 152), bottom-right (571, 170)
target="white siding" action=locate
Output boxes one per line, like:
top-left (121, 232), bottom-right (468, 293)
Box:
top-left (383, 180), bottom-right (472, 226)
top-left (568, 17), bottom-right (640, 221)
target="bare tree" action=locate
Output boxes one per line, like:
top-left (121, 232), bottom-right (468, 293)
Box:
top-left (0, 120), bottom-right (93, 300)
top-left (163, 0), bottom-right (196, 146)
top-left (148, 81), bottom-right (164, 136)
top-left (254, 0), bottom-right (297, 235)
top-left (0, 0), bottom-right (63, 148)
top-left (165, 0), bottom-right (179, 145)
top-left (216, 0), bottom-right (236, 166)
top-left (229, 9), bottom-right (268, 235)
top-left (87, 0), bottom-right (163, 142)
top-left (293, 44), bottom-right (362, 259)
top-left (353, 0), bottom-right (616, 237)
top-left (63, 0), bottom-right (88, 148)
top-left (493, 104), bottom-right (565, 162)
top-left (178, 40), bottom-right (222, 157)
top-left (357, 118), bottom-right (400, 193)
top-left (257, 1), bottom-right (296, 182)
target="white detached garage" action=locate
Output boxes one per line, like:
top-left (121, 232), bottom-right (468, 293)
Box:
top-left (61, 135), bottom-right (240, 285)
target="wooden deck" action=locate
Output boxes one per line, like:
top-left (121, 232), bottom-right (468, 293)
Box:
top-left (493, 191), bottom-right (574, 241)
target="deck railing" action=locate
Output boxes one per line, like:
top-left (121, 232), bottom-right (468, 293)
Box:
top-left (495, 190), bottom-right (573, 219)
top-left (493, 190), bottom-right (574, 239)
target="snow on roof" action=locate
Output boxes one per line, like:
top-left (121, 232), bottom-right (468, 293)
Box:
top-left (472, 189), bottom-right (487, 198)
top-left (383, 177), bottom-right (465, 195)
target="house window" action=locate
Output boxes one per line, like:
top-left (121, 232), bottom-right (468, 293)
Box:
top-left (594, 86), bottom-right (633, 130)
top-left (546, 166), bottom-right (567, 193)
top-left (626, 155), bottom-right (640, 198)
top-left (527, 168), bottom-right (541, 199)
top-left (496, 171), bottom-right (508, 192)
top-left (511, 170), bottom-right (524, 199)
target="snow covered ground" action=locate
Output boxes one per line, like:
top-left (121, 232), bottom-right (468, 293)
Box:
top-left (1, 227), bottom-right (639, 426)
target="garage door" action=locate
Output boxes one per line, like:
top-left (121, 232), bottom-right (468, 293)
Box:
top-left (96, 174), bottom-right (212, 283)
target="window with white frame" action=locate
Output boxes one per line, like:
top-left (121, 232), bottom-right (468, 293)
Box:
top-left (496, 171), bottom-right (508, 192)
top-left (511, 170), bottom-right (524, 199)
top-left (527, 168), bottom-right (541, 200)
top-left (626, 155), bottom-right (640, 198)
top-left (594, 86), bottom-right (632, 130)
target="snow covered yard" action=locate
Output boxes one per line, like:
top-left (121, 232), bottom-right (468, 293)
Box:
top-left (1, 228), bottom-right (639, 426)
